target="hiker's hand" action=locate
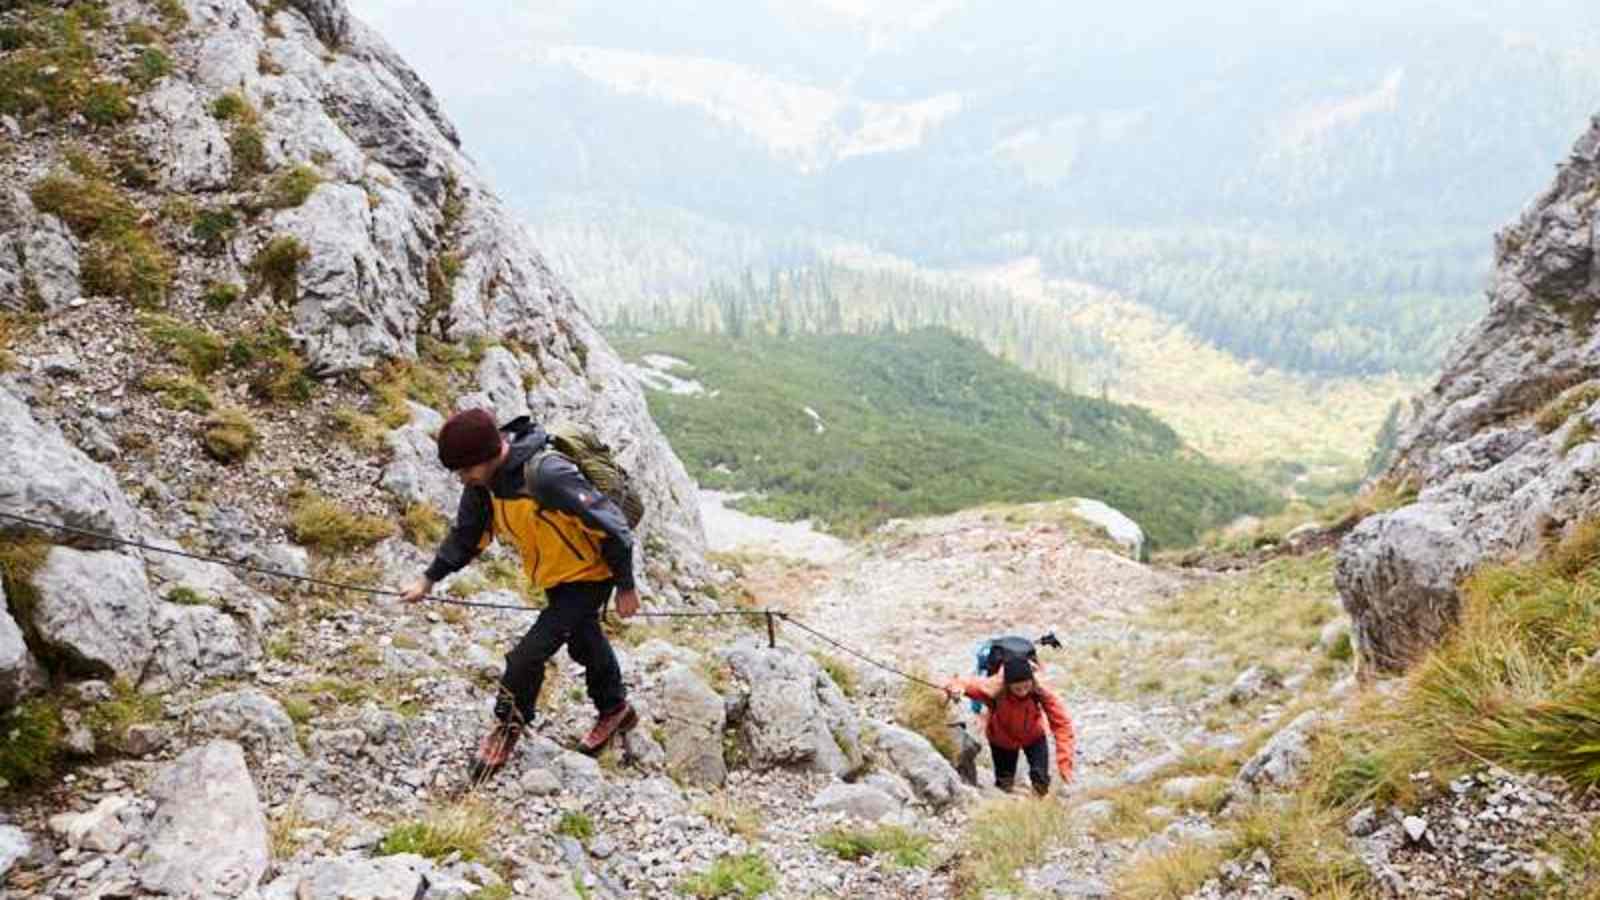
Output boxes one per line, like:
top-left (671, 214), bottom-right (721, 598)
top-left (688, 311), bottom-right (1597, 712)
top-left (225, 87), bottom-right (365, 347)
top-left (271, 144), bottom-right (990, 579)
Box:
top-left (942, 680), bottom-right (961, 702)
top-left (399, 577), bottom-right (433, 604)
top-left (615, 587), bottom-right (641, 619)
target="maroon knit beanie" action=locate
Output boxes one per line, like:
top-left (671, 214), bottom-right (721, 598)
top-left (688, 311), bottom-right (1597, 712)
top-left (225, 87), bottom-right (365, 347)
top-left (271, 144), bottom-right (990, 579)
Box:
top-left (437, 408), bottom-right (502, 470)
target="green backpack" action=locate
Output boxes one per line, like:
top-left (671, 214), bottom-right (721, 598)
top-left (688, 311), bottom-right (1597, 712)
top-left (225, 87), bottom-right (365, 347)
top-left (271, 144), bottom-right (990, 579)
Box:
top-left (533, 421), bottom-right (646, 529)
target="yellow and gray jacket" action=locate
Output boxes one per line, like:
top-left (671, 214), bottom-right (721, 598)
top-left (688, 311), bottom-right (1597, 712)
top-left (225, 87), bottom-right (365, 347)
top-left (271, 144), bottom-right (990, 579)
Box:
top-left (424, 420), bottom-right (636, 592)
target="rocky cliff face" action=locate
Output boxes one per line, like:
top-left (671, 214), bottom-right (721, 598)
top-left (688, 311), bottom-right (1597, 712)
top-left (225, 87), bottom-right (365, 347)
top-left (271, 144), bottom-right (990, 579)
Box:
top-left (0, 0), bottom-right (709, 703)
top-left (1337, 115), bottom-right (1600, 672)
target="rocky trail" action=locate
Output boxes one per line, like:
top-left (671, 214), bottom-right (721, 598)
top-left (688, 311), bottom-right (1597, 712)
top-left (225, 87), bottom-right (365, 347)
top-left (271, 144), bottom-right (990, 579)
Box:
top-left (4, 486), bottom-right (1248, 900)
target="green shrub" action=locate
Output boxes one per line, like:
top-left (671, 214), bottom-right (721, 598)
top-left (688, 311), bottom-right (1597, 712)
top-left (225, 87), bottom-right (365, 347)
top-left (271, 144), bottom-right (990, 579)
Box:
top-left (677, 853), bottom-right (776, 898)
top-left (192, 208), bottom-right (238, 253)
top-left (231, 122), bottom-right (267, 181)
top-left (211, 91), bottom-right (249, 120)
top-left (252, 236), bottom-right (308, 306)
top-left (83, 679), bottom-right (162, 751)
top-left (266, 164), bottom-right (322, 208)
top-left (554, 811), bottom-right (594, 842)
top-left (202, 407), bottom-right (259, 463)
top-left (82, 79), bottom-right (132, 125)
top-left (287, 492), bottom-right (396, 553)
top-left (130, 47), bottom-right (172, 88)
top-left (203, 282), bottom-right (243, 310)
top-left (0, 698), bottom-right (65, 788)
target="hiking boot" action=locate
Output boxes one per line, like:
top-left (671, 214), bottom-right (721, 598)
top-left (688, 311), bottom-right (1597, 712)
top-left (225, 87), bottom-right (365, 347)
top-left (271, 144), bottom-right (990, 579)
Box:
top-left (468, 721), bottom-right (522, 783)
top-left (1031, 781), bottom-right (1050, 798)
top-left (955, 730), bottom-right (981, 786)
top-left (578, 701), bottom-right (637, 756)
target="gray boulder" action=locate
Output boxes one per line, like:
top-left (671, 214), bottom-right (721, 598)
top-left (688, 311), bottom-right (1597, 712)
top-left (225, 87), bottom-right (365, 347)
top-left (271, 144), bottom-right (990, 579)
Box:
top-left (29, 546), bottom-right (156, 681)
top-left (0, 824), bottom-right (29, 878)
top-left (658, 664), bottom-right (726, 787)
top-left (870, 723), bottom-right (967, 809)
top-left (1070, 498), bottom-right (1148, 561)
top-left (147, 540), bottom-right (281, 634)
top-left (189, 690), bottom-right (299, 754)
top-left (145, 602), bottom-right (259, 691)
top-left (0, 384), bottom-right (141, 541)
top-left (724, 643), bottom-right (863, 775)
top-left (1235, 711), bottom-right (1324, 794)
top-left (0, 582), bottom-right (45, 705)
top-left (1225, 664), bottom-right (1283, 705)
top-left (811, 782), bottom-right (902, 822)
top-left (134, 80), bottom-right (232, 191)
top-left (1336, 503), bottom-right (1479, 673)
top-left (477, 346), bottom-right (532, 421)
top-left (141, 741), bottom-right (270, 898)
top-left (19, 215), bottom-right (80, 310)
top-left (381, 402), bottom-right (460, 513)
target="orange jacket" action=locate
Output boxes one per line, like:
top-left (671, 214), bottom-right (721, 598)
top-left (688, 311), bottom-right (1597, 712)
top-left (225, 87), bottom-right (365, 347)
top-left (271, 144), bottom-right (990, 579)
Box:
top-left (949, 672), bottom-right (1076, 782)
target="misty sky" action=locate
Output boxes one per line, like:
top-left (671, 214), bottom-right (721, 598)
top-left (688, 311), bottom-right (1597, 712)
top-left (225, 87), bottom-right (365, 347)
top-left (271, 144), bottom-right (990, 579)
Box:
top-left (346, 0), bottom-right (1600, 101)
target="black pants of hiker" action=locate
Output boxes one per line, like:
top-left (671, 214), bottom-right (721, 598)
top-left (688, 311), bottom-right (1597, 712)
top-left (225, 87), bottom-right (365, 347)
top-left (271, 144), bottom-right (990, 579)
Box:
top-left (494, 580), bottom-right (624, 727)
top-left (992, 737), bottom-right (1050, 794)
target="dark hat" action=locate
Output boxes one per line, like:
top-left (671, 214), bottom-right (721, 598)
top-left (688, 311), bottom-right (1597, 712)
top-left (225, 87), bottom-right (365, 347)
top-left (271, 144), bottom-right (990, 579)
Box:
top-left (1003, 656), bottom-right (1033, 685)
top-left (437, 408), bottom-right (502, 470)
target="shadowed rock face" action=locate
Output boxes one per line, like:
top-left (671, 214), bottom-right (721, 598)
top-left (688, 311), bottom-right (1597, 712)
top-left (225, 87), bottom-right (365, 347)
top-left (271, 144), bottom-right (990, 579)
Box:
top-left (1338, 115), bottom-right (1600, 673)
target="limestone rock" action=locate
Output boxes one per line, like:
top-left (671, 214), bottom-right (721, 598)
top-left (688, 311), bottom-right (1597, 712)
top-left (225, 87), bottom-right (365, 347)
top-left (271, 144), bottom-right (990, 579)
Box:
top-left (0, 584), bottom-right (45, 705)
top-left (145, 601), bottom-right (259, 690)
top-left (381, 402), bottom-right (460, 514)
top-left (724, 643), bottom-right (863, 775)
top-left (1236, 711), bottom-right (1324, 794)
top-left (0, 824), bottom-right (30, 878)
top-left (870, 723), bottom-right (967, 809)
top-left (29, 546), bottom-right (156, 681)
top-left (0, 384), bottom-right (141, 542)
top-left (811, 782), bottom-right (902, 822)
top-left (1070, 497), bottom-right (1148, 561)
top-left (1336, 503), bottom-right (1479, 672)
top-left (658, 664), bottom-right (726, 788)
top-left (141, 741), bottom-right (270, 897)
top-left (478, 345), bottom-right (532, 421)
top-left (189, 690), bottom-right (299, 754)
top-left (1225, 664), bottom-right (1283, 705)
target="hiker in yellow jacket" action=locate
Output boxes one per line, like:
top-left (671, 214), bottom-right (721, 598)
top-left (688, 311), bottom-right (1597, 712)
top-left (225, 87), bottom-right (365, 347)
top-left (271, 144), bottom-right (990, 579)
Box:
top-left (399, 409), bottom-right (640, 779)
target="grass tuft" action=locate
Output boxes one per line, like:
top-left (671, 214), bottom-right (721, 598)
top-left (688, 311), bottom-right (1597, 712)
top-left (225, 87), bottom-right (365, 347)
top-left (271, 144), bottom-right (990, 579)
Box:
top-left (140, 313), bottom-right (226, 377)
top-left (816, 824), bottom-right (931, 868)
top-left (1534, 382), bottom-right (1600, 433)
top-left (812, 652), bottom-right (857, 698)
top-left (378, 799), bottom-right (495, 861)
top-left (202, 407), bottom-right (259, 464)
top-left (140, 372), bottom-right (214, 413)
top-left (287, 492), bottom-right (396, 554)
top-left (952, 796), bottom-right (1070, 897)
top-left (400, 503), bottom-right (447, 547)
top-left (677, 852), bottom-right (777, 899)
top-left (252, 236), bottom-right (309, 306)
top-left (554, 811), bottom-right (595, 842)
top-left (695, 794), bottom-right (764, 841)
top-left (896, 665), bottom-right (957, 762)
top-left (265, 164), bottom-right (322, 208)
top-left (0, 697), bottom-right (65, 788)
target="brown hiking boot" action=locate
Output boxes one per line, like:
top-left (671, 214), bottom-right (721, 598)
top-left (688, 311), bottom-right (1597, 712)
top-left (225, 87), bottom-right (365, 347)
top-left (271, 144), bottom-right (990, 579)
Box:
top-left (578, 702), bottom-right (637, 756)
top-left (468, 721), bottom-right (522, 783)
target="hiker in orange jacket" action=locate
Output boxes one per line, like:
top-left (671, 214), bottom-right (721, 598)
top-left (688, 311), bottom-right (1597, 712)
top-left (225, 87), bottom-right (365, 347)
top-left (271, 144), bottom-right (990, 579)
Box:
top-left (944, 656), bottom-right (1075, 795)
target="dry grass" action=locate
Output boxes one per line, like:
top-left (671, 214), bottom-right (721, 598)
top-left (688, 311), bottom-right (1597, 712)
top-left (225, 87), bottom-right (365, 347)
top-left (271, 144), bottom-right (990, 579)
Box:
top-left (812, 652), bottom-right (857, 697)
top-left (401, 503), bottom-right (448, 547)
top-left (252, 236), bottom-right (309, 306)
top-left (378, 798), bottom-right (496, 861)
top-left (202, 407), bottom-right (259, 464)
top-left (951, 796), bottom-right (1071, 897)
top-left (816, 824), bottom-right (931, 868)
top-left (140, 372), bottom-right (214, 413)
top-left (286, 492), bottom-right (396, 554)
top-left (1114, 843), bottom-right (1228, 900)
top-left (1534, 382), bottom-right (1600, 433)
top-left (896, 665), bottom-right (958, 762)
top-left (140, 313), bottom-right (226, 377)
top-left (695, 793), bottom-right (764, 841)
top-left (330, 406), bottom-right (391, 455)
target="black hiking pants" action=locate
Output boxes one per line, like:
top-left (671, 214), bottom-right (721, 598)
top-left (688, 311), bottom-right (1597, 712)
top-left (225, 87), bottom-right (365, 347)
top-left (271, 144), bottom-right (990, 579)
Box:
top-left (992, 737), bottom-right (1051, 794)
top-left (494, 580), bottom-right (625, 727)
